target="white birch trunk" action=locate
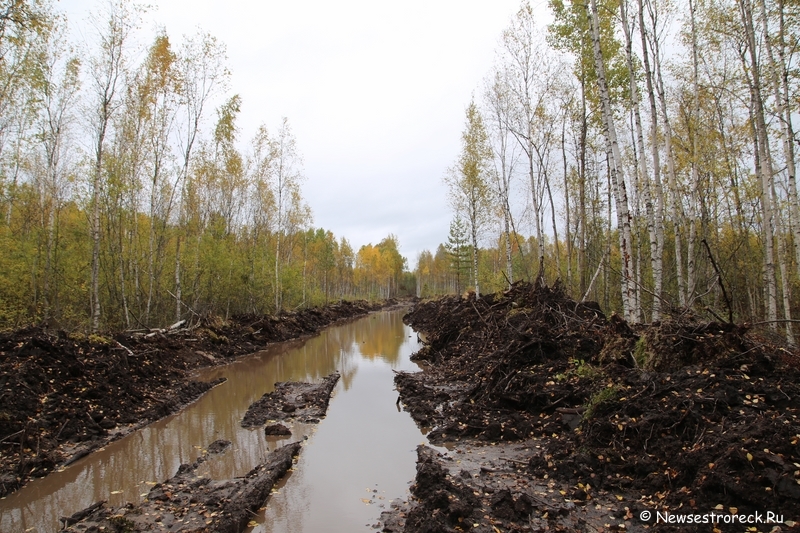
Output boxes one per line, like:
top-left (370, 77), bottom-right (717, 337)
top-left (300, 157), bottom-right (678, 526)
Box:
top-left (589, 0), bottom-right (635, 321)
top-left (647, 1), bottom-right (686, 307)
top-left (740, 0), bottom-right (778, 327)
top-left (621, 0), bottom-right (658, 321)
top-left (637, 0), bottom-right (665, 321)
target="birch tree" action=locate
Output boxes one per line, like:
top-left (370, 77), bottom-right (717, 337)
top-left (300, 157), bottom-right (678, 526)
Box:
top-left (87, 0), bottom-right (138, 332)
top-left (174, 31), bottom-right (228, 321)
top-left (739, 0), bottom-right (778, 328)
top-left (484, 69), bottom-right (519, 287)
top-left (589, 0), bottom-right (637, 320)
top-left (32, 16), bottom-right (80, 321)
top-left (269, 118), bottom-right (310, 311)
top-left (445, 101), bottom-right (493, 297)
top-left (500, 3), bottom-right (560, 267)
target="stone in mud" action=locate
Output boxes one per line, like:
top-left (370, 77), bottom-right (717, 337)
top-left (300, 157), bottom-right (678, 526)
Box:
top-left (61, 440), bottom-right (301, 533)
top-left (241, 372), bottom-right (340, 427)
top-left (264, 423), bottom-right (292, 436)
top-left (206, 439), bottom-right (231, 454)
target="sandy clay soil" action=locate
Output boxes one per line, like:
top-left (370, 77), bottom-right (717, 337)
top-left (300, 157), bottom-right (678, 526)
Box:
top-left (380, 282), bottom-right (800, 533)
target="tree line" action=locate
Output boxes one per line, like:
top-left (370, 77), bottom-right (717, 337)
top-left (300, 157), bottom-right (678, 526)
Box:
top-left (417, 0), bottom-right (799, 344)
top-left (0, 0), bottom-right (409, 331)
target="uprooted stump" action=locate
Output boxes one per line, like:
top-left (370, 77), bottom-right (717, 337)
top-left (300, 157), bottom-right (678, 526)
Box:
top-left (62, 441), bottom-right (301, 533)
top-left (241, 372), bottom-right (340, 427)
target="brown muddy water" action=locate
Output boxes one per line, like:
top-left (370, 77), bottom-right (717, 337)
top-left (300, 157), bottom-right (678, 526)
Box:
top-left (0, 309), bottom-right (428, 532)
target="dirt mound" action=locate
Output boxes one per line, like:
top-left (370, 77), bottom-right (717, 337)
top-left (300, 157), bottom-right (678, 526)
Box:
top-left (0, 300), bottom-right (385, 497)
top-left (393, 282), bottom-right (800, 531)
top-left (0, 328), bottom-right (224, 497)
top-left (402, 446), bottom-right (480, 532)
top-left (397, 282), bottom-right (607, 443)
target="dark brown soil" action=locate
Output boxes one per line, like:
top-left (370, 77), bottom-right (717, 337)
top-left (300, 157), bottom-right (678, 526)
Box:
top-left (386, 282), bottom-right (800, 532)
top-left (264, 423), bottom-right (292, 436)
top-left (61, 440), bottom-right (302, 533)
top-left (241, 372), bottom-right (341, 427)
top-left (0, 300), bottom-right (386, 497)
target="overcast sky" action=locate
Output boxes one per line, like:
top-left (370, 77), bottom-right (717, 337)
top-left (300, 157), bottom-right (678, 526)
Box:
top-left (61, 0), bottom-right (552, 266)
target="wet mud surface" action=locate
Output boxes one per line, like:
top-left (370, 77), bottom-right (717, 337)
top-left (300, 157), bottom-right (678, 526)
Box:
top-left (241, 372), bottom-right (341, 427)
top-left (62, 441), bottom-right (302, 533)
top-left (0, 300), bottom-right (386, 498)
top-left (385, 283), bottom-right (800, 532)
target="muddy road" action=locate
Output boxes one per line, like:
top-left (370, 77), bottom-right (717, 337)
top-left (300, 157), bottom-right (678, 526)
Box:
top-left (1, 304), bottom-right (436, 532)
top-left (0, 300), bottom-right (385, 499)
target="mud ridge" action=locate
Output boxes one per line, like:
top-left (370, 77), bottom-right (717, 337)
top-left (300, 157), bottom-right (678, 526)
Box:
top-left (61, 440), bottom-right (302, 533)
top-left (241, 372), bottom-right (341, 427)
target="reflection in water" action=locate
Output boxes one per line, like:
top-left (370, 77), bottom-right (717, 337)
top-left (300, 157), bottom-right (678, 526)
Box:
top-left (0, 309), bottom-right (423, 533)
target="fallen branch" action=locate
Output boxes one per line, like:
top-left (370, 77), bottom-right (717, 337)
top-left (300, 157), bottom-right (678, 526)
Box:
top-left (115, 340), bottom-right (135, 358)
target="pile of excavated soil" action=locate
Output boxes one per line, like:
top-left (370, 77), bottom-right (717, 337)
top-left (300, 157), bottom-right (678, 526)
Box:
top-left (391, 282), bottom-right (800, 532)
top-left (0, 300), bottom-right (385, 497)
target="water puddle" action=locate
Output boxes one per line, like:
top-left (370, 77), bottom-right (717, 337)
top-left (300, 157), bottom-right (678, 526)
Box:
top-left (0, 309), bottom-right (425, 532)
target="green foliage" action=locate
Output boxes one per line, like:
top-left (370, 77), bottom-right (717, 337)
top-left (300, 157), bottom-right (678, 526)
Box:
top-left (87, 334), bottom-right (112, 346)
top-left (548, 0), bottom-right (628, 112)
top-left (633, 336), bottom-right (647, 367)
top-left (583, 384), bottom-right (621, 420)
top-left (446, 215), bottom-right (471, 293)
top-left (556, 359), bottom-right (602, 382)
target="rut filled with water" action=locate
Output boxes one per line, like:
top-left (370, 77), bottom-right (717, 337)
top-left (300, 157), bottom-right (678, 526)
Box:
top-left (0, 308), bottom-right (426, 532)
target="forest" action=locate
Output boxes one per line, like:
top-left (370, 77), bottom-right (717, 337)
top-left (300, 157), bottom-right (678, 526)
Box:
top-left (2, 0), bottom-right (799, 344)
top-left (416, 0), bottom-right (800, 345)
top-left (0, 0), bottom-right (411, 332)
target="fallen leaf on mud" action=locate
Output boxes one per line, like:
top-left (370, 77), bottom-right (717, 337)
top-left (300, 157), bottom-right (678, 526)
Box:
top-left (247, 520), bottom-right (258, 527)
top-left (746, 452), bottom-right (753, 462)
top-left (615, 495), bottom-right (623, 501)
